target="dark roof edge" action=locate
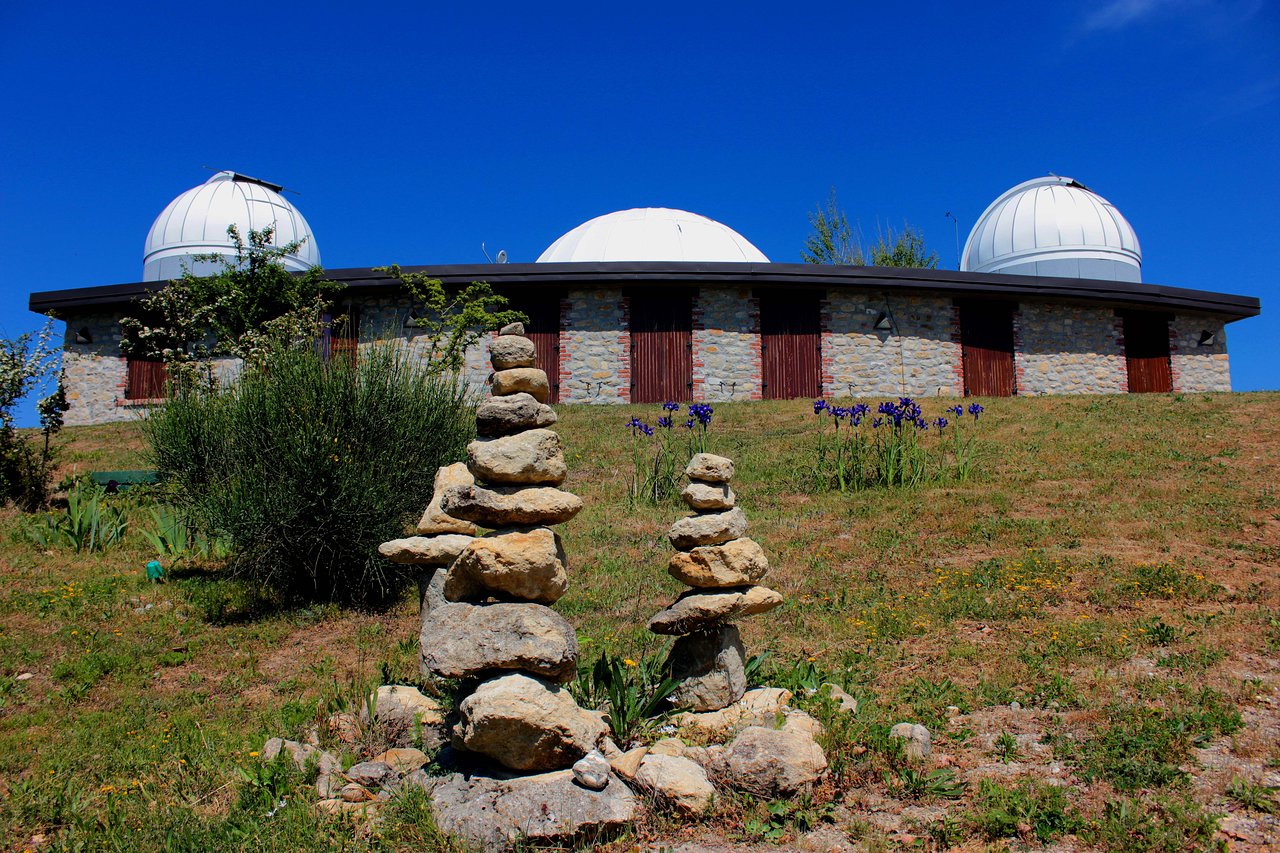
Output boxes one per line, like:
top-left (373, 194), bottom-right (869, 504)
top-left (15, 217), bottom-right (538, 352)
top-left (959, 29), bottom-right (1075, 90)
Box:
top-left (28, 261), bottom-right (1261, 320)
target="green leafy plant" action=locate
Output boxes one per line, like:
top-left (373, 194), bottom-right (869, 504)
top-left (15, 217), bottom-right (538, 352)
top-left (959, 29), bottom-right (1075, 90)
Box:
top-left (572, 652), bottom-right (678, 746)
top-left (993, 731), bottom-right (1018, 763)
top-left (0, 322), bottom-right (64, 508)
top-left (1226, 777), bottom-right (1278, 815)
top-left (139, 505), bottom-right (228, 562)
top-left (145, 341), bottom-right (473, 606)
top-left (375, 264), bottom-right (525, 374)
top-left (1084, 795), bottom-right (1222, 852)
top-left (966, 778), bottom-right (1081, 842)
top-left (742, 795), bottom-right (836, 843)
top-left (886, 766), bottom-right (965, 800)
top-left (1142, 617), bottom-right (1179, 645)
top-left (23, 483), bottom-right (128, 552)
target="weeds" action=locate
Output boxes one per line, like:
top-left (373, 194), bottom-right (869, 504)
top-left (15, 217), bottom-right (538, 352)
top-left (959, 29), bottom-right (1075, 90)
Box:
top-left (993, 731), bottom-right (1018, 762)
top-left (1226, 777), bottom-right (1279, 815)
top-left (1084, 795), bottom-right (1221, 852)
top-left (885, 767), bottom-right (965, 800)
top-left (966, 778), bottom-right (1081, 842)
top-left (22, 483), bottom-right (128, 552)
top-left (572, 652), bottom-right (678, 745)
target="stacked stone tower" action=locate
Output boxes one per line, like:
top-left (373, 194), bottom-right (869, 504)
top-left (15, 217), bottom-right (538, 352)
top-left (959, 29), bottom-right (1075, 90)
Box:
top-left (409, 323), bottom-right (608, 773)
top-left (648, 453), bottom-right (782, 711)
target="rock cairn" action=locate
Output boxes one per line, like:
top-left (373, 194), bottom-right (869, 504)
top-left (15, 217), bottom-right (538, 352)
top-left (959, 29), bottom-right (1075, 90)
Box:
top-left (422, 322), bottom-right (608, 774)
top-left (648, 453), bottom-right (783, 711)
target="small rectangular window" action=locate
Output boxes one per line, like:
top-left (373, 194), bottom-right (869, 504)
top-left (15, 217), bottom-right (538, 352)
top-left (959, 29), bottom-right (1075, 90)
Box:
top-left (126, 359), bottom-right (169, 400)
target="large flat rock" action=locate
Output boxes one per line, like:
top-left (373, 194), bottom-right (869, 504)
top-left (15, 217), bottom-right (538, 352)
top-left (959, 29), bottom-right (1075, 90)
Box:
top-left (647, 585), bottom-right (782, 635)
top-left (491, 368), bottom-right (550, 402)
top-left (421, 601), bottom-right (578, 682)
top-left (668, 507), bottom-right (748, 550)
top-left (378, 534), bottom-right (473, 566)
top-left (488, 334), bottom-right (536, 370)
top-left (442, 484), bottom-right (583, 528)
top-left (475, 392), bottom-right (557, 437)
top-left (668, 537), bottom-right (769, 588)
top-left (666, 624), bottom-right (746, 711)
top-left (430, 769), bottom-right (636, 852)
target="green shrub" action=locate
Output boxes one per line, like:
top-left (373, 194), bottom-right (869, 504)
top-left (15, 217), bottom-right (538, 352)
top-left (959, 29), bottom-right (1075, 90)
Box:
top-left (145, 342), bottom-right (473, 606)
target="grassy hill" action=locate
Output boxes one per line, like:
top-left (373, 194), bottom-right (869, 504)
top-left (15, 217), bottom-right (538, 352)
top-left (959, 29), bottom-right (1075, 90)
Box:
top-left (2, 392), bottom-right (1278, 850)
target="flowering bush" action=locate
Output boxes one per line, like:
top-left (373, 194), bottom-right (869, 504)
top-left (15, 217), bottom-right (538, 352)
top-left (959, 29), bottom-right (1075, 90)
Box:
top-left (627, 401), bottom-right (714, 503)
top-left (811, 397), bottom-right (985, 490)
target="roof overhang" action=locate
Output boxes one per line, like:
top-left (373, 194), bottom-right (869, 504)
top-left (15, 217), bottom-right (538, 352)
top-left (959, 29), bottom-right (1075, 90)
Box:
top-left (28, 261), bottom-right (1261, 321)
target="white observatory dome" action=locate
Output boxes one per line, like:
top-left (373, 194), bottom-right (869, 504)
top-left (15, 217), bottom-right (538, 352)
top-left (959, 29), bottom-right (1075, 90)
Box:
top-left (143, 171), bottom-right (321, 281)
top-left (961, 176), bottom-right (1141, 282)
top-left (537, 207), bottom-right (769, 263)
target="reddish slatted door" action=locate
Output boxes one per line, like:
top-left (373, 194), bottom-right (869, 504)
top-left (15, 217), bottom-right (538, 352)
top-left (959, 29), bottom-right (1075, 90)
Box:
top-left (959, 302), bottom-right (1016, 397)
top-left (1123, 313), bottom-right (1172, 393)
top-left (760, 292), bottom-right (821, 399)
top-left (630, 291), bottom-right (692, 404)
top-left (506, 293), bottom-right (561, 403)
top-left (126, 359), bottom-right (168, 399)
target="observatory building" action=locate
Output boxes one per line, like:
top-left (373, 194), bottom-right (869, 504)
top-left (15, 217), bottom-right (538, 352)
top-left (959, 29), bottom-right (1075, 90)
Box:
top-left (30, 172), bottom-right (1259, 425)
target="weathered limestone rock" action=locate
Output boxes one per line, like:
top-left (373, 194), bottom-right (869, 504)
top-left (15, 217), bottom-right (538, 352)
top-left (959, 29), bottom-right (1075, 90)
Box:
top-left (378, 534), bottom-right (473, 565)
top-left (648, 585), bottom-right (783, 635)
top-left (442, 484), bottom-right (583, 528)
top-left (420, 601), bottom-right (578, 682)
top-left (634, 754), bottom-right (715, 814)
top-left (363, 686), bottom-right (448, 722)
top-left (453, 673), bottom-right (608, 772)
top-left (345, 760), bottom-right (396, 788)
top-left (668, 506), bottom-right (748, 550)
top-left (674, 687), bottom-right (795, 739)
top-left (571, 749), bottom-right (610, 790)
top-left (491, 367), bottom-right (550, 402)
top-left (430, 769), bottom-right (636, 852)
top-left (682, 480), bottom-right (736, 511)
top-left (370, 747), bottom-right (428, 774)
top-left (666, 624), bottom-right (746, 711)
top-left (476, 392), bottom-right (557, 437)
top-left (890, 723), bottom-right (932, 760)
top-left (443, 528), bottom-right (568, 604)
top-left (609, 746), bottom-right (648, 782)
top-left (416, 463), bottom-right (478, 536)
top-left (467, 429), bottom-right (566, 486)
top-left (262, 738), bottom-right (339, 778)
top-left (817, 683), bottom-right (859, 714)
top-left (684, 453), bottom-right (735, 483)
top-left (668, 537), bottom-right (769, 588)
top-left (489, 334), bottom-right (537, 370)
top-left (722, 725), bottom-right (828, 796)
top-left (498, 321), bottom-right (525, 336)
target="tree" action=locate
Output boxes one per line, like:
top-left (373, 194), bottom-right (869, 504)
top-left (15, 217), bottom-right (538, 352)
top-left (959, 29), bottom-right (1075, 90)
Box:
top-left (0, 322), bottom-right (64, 507)
top-left (867, 224), bottom-right (940, 269)
top-left (802, 188), bottom-right (864, 265)
top-left (121, 225), bottom-right (343, 388)
top-left (375, 265), bottom-right (526, 374)
top-left (802, 189), bottom-right (940, 269)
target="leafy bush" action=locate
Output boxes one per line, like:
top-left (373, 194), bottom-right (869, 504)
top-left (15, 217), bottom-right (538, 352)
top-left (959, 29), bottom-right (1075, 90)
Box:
top-left (1, 322), bottom-right (65, 508)
top-left (145, 342), bottom-right (473, 606)
top-left (572, 652), bottom-right (678, 746)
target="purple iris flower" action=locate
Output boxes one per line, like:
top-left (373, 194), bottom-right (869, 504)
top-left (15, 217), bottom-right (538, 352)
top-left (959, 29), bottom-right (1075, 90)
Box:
top-left (657, 416), bottom-right (673, 429)
top-left (663, 401), bottom-right (680, 412)
top-left (935, 416), bottom-right (949, 430)
top-left (968, 403), bottom-right (984, 420)
top-left (683, 419), bottom-right (695, 429)
top-left (813, 399), bottom-right (828, 415)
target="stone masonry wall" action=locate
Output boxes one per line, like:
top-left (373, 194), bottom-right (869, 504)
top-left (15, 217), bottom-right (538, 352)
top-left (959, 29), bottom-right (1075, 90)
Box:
top-left (1171, 313), bottom-right (1231, 392)
top-left (821, 292), bottom-right (962, 398)
top-left (559, 288), bottom-right (629, 404)
top-left (692, 287), bottom-right (761, 402)
top-left (61, 312), bottom-right (131, 426)
top-left (356, 295), bottom-right (493, 397)
top-left (1013, 301), bottom-right (1128, 395)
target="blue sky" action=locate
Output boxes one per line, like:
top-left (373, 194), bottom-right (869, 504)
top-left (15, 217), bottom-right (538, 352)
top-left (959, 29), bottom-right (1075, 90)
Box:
top-left (2, 1), bottom-right (1276, 425)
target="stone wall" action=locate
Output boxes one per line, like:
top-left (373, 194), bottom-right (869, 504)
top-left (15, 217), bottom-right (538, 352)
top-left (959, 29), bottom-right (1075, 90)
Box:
top-left (821, 292), bottom-right (962, 398)
top-left (559, 288), bottom-right (629, 404)
top-left (355, 294), bottom-right (493, 396)
top-left (61, 312), bottom-right (131, 426)
top-left (692, 287), bottom-right (761, 402)
top-left (1013, 302), bottom-right (1127, 395)
top-left (1171, 313), bottom-right (1231, 392)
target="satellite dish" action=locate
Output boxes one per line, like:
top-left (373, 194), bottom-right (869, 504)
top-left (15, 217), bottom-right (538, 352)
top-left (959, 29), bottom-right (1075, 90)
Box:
top-left (496, 250), bottom-right (508, 264)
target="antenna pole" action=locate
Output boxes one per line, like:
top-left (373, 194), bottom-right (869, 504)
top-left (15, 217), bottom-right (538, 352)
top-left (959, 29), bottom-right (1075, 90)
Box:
top-left (481, 242), bottom-right (494, 263)
top-left (945, 212), bottom-right (961, 270)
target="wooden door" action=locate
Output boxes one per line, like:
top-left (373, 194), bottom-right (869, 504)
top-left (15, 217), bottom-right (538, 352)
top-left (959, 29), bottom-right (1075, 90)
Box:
top-left (505, 292), bottom-right (561, 402)
top-left (959, 301), bottom-right (1016, 397)
top-left (630, 291), bottom-right (692, 404)
top-left (760, 291), bottom-right (821, 399)
top-left (126, 359), bottom-right (168, 399)
top-left (1123, 313), bottom-right (1172, 393)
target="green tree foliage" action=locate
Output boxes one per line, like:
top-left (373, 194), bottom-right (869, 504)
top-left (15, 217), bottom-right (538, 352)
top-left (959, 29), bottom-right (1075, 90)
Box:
top-left (120, 225), bottom-right (343, 387)
top-left (802, 189), bottom-right (939, 269)
top-left (375, 264), bottom-right (526, 374)
top-left (0, 322), bottom-right (66, 507)
top-left (145, 341), bottom-right (474, 606)
top-left (802, 188), bottom-right (864, 265)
